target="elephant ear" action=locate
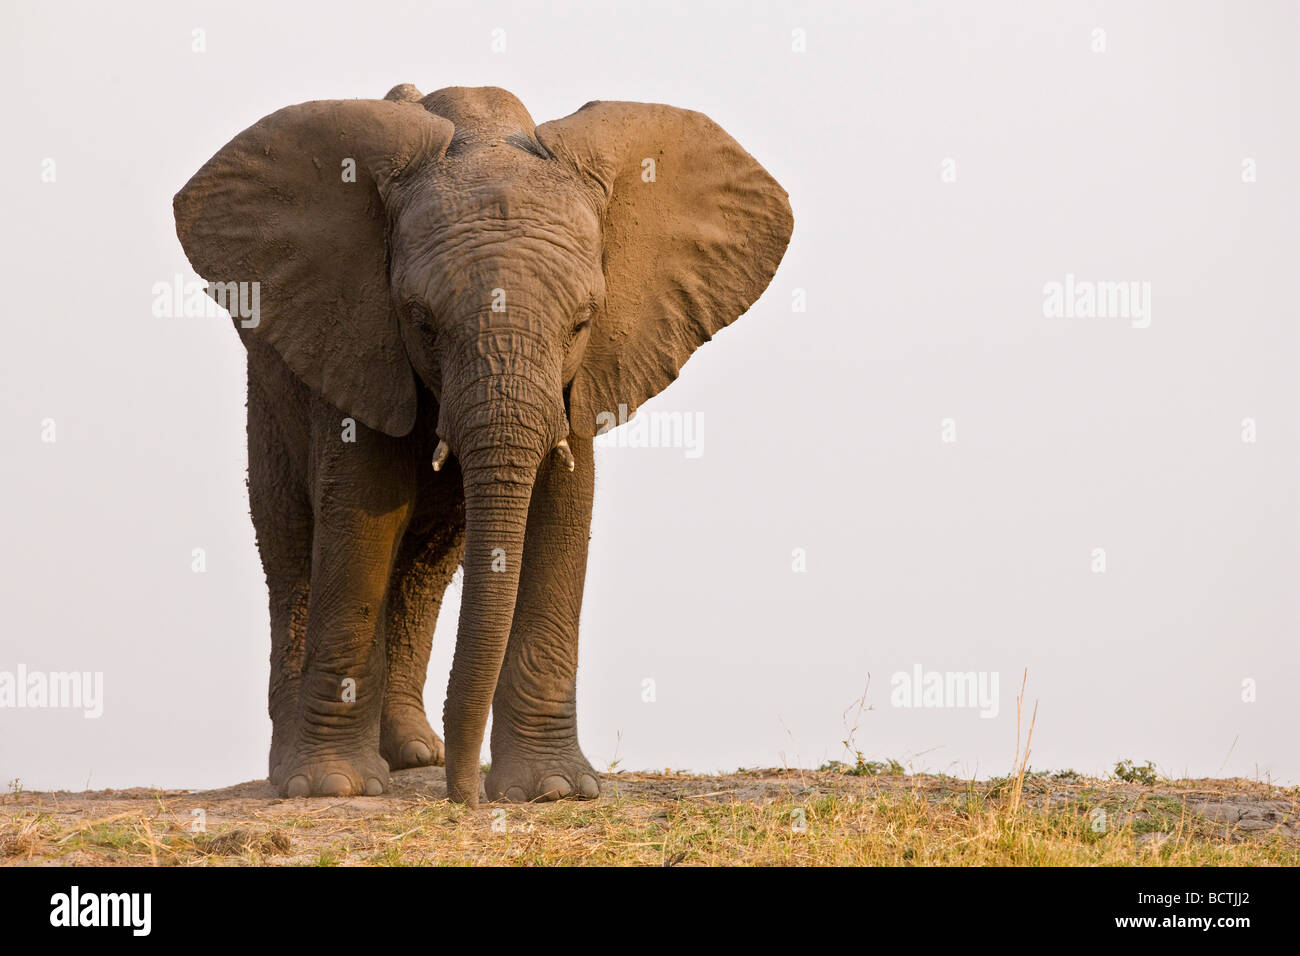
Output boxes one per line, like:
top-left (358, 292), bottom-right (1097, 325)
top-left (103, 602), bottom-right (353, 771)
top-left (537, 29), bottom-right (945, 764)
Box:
top-left (536, 101), bottom-right (793, 438)
top-left (173, 99), bottom-right (454, 436)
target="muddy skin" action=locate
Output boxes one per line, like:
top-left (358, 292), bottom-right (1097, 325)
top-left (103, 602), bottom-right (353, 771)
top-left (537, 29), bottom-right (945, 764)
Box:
top-left (174, 85), bottom-right (793, 806)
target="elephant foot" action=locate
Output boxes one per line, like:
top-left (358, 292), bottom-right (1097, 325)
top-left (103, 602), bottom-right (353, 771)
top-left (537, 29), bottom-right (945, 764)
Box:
top-left (277, 748), bottom-right (390, 798)
top-left (381, 706), bottom-right (445, 770)
top-left (268, 727), bottom-right (297, 789)
top-left (485, 746), bottom-right (601, 803)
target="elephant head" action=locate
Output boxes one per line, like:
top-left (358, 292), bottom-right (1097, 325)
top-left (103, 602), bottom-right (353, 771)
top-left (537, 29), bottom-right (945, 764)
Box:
top-left (173, 85), bottom-right (792, 803)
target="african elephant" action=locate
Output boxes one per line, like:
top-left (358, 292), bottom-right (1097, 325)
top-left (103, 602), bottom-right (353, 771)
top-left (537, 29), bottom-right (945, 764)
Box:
top-left (173, 85), bottom-right (792, 806)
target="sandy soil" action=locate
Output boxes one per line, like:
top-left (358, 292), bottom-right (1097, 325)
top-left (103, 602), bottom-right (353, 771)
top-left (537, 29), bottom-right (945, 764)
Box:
top-left (3, 767), bottom-right (1297, 866)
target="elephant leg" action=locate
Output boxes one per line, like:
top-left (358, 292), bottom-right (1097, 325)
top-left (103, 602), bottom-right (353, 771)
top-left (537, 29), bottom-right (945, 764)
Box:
top-left (258, 532), bottom-right (311, 790)
top-left (485, 435), bottom-right (600, 802)
top-left (247, 368), bottom-right (313, 789)
top-left (279, 413), bottom-right (417, 798)
top-left (381, 521), bottom-right (465, 770)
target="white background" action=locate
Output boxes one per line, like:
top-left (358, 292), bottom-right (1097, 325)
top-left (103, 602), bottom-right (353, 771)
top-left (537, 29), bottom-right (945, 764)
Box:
top-left (1, 0), bottom-right (1296, 790)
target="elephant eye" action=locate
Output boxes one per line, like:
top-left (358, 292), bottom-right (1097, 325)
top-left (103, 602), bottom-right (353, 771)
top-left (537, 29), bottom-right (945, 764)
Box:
top-left (572, 299), bottom-right (597, 334)
top-left (406, 301), bottom-right (434, 329)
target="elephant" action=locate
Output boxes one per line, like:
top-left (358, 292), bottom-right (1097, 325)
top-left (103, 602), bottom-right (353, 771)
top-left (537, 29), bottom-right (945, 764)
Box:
top-left (173, 84), bottom-right (792, 806)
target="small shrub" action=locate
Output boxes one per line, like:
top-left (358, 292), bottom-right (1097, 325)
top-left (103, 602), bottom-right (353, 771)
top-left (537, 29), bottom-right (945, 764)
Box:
top-left (1114, 760), bottom-right (1160, 786)
top-left (820, 757), bottom-right (905, 777)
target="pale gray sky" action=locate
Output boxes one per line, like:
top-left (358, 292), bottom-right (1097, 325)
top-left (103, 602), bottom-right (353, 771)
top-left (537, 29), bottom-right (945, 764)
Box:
top-left (2, 0), bottom-right (1297, 791)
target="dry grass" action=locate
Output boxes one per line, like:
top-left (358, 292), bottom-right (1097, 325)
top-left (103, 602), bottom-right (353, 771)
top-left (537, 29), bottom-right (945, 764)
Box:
top-left (2, 767), bottom-right (1297, 866)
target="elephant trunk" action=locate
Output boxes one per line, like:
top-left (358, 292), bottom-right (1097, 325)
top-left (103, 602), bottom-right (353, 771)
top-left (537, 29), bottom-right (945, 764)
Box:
top-left (437, 360), bottom-right (568, 806)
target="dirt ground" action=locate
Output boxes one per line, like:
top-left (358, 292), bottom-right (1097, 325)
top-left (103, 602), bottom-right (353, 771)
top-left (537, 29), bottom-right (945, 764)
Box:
top-left (3, 767), bottom-right (1298, 866)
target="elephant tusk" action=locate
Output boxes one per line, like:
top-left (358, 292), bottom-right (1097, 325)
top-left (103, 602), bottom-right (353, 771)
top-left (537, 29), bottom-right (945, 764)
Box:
top-left (554, 439), bottom-right (576, 472)
top-left (431, 439), bottom-right (451, 472)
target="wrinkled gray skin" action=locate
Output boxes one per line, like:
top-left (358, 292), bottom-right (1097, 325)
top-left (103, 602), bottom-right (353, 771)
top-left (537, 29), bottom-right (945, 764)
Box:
top-left (174, 85), bottom-right (792, 805)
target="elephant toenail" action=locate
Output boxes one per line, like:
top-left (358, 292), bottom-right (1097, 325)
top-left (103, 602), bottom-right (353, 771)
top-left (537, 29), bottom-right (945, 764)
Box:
top-left (504, 786), bottom-right (528, 802)
top-left (400, 740), bottom-right (432, 766)
top-left (538, 775), bottom-right (572, 800)
top-left (318, 773), bottom-right (352, 796)
top-left (364, 777), bottom-right (384, 796)
top-left (284, 775), bottom-right (310, 798)
top-left (576, 774), bottom-right (600, 799)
